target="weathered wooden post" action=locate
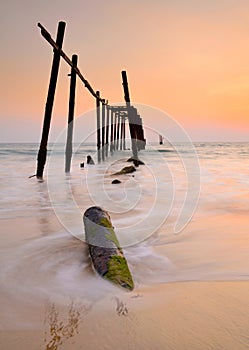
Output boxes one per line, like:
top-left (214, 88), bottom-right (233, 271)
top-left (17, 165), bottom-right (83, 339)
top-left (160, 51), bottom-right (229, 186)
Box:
top-left (65, 54), bottom-right (78, 172)
top-left (110, 108), bottom-right (114, 153)
top-left (120, 114), bottom-right (124, 150)
top-left (101, 100), bottom-right (106, 161)
top-left (117, 110), bottom-right (120, 150)
top-left (123, 114), bottom-right (126, 150)
top-left (96, 91), bottom-right (101, 162)
top-left (105, 105), bottom-right (110, 157)
top-left (36, 21), bottom-right (66, 178)
top-left (132, 110), bottom-right (143, 151)
top-left (114, 112), bottom-right (117, 151)
top-left (121, 71), bottom-right (138, 160)
top-left (137, 114), bottom-right (146, 150)
top-left (121, 115), bottom-right (126, 150)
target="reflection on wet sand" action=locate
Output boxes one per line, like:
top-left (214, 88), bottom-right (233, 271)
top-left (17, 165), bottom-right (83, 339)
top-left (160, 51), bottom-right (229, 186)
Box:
top-left (36, 181), bottom-right (56, 237)
top-left (44, 301), bottom-right (88, 350)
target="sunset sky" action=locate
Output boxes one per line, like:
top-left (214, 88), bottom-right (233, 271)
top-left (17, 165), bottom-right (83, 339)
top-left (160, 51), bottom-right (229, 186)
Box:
top-left (1, 0), bottom-right (249, 142)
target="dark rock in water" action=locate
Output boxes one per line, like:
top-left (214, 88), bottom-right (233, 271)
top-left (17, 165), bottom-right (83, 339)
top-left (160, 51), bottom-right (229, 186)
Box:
top-left (127, 157), bottom-right (145, 166)
top-left (112, 179), bottom-right (121, 184)
top-left (87, 155), bottom-right (94, 164)
top-left (127, 157), bottom-right (134, 162)
top-left (133, 159), bottom-right (140, 167)
top-left (83, 206), bottom-right (134, 291)
top-left (80, 162), bottom-right (84, 168)
top-left (112, 165), bottom-right (136, 175)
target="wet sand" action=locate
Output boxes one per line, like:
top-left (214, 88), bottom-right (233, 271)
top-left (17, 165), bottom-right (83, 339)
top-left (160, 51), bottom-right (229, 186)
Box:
top-left (0, 281), bottom-right (248, 350)
top-left (1, 197), bottom-right (249, 349)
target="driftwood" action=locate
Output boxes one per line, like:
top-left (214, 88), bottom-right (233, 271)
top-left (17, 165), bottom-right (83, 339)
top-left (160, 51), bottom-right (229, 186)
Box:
top-left (83, 206), bottom-right (134, 290)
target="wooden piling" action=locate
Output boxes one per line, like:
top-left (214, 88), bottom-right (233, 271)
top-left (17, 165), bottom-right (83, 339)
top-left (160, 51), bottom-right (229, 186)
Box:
top-left (110, 108), bottom-right (114, 153)
top-left (121, 115), bottom-right (126, 150)
top-left (137, 115), bottom-right (146, 150)
top-left (117, 111), bottom-right (121, 151)
top-left (36, 21), bottom-right (66, 178)
top-left (96, 91), bottom-right (101, 162)
top-left (120, 115), bottom-right (123, 150)
top-left (114, 113), bottom-right (117, 151)
top-left (132, 108), bottom-right (140, 149)
top-left (65, 54), bottom-right (78, 173)
top-left (121, 71), bottom-right (138, 160)
top-left (101, 101), bottom-right (106, 160)
top-left (105, 106), bottom-right (110, 157)
top-left (132, 112), bottom-right (145, 151)
top-left (123, 115), bottom-right (126, 150)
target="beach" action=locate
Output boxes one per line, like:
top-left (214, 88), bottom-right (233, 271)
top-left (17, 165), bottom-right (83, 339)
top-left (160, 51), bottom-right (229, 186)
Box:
top-left (2, 0), bottom-right (249, 347)
top-left (0, 142), bottom-right (249, 349)
top-left (1, 279), bottom-right (249, 349)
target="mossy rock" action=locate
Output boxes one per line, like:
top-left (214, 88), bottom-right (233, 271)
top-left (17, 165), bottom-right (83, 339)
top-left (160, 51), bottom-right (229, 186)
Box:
top-left (127, 157), bottom-right (145, 165)
top-left (112, 165), bottom-right (136, 175)
top-left (104, 255), bottom-right (134, 291)
top-left (83, 206), bottom-right (134, 291)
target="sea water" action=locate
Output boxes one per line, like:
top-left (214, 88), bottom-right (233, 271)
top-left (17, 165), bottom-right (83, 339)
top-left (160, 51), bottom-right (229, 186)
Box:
top-left (0, 142), bottom-right (248, 328)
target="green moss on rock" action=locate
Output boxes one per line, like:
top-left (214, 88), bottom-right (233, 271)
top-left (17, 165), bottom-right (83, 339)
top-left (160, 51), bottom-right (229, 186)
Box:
top-left (99, 217), bottom-right (120, 248)
top-left (112, 165), bottom-right (136, 175)
top-left (104, 256), bottom-right (134, 291)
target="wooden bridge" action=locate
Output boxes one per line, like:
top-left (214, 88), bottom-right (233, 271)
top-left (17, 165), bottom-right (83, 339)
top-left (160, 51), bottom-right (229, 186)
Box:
top-left (36, 21), bottom-right (146, 179)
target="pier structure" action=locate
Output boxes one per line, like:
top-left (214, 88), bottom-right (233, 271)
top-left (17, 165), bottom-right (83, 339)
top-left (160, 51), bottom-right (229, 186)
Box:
top-left (36, 21), bottom-right (146, 179)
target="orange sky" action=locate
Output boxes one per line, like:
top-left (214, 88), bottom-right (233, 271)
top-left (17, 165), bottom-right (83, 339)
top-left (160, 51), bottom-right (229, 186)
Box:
top-left (1, 0), bottom-right (249, 142)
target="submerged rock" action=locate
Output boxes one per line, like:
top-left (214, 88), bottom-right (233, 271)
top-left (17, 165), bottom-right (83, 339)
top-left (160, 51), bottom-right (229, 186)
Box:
top-left (112, 165), bottom-right (136, 175)
top-left (127, 157), bottom-right (145, 166)
top-left (112, 179), bottom-right (121, 184)
top-left (87, 155), bottom-right (94, 164)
